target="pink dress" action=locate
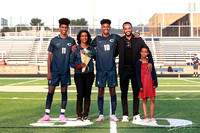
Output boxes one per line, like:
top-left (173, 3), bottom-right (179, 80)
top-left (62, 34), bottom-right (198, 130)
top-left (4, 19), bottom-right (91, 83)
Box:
top-left (138, 63), bottom-right (156, 98)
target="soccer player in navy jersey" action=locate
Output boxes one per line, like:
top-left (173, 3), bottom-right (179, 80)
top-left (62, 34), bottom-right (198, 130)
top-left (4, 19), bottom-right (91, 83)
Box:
top-left (39, 18), bottom-right (76, 121)
top-left (91, 19), bottom-right (120, 122)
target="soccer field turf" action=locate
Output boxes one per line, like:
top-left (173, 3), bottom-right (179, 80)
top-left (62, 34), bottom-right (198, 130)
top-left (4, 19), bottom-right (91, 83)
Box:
top-left (0, 77), bottom-right (200, 133)
top-left (1, 77), bottom-right (200, 91)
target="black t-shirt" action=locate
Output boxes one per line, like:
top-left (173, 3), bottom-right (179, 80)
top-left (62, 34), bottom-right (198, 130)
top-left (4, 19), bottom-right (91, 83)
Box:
top-left (124, 37), bottom-right (133, 66)
top-left (192, 57), bottom-right (199, 64)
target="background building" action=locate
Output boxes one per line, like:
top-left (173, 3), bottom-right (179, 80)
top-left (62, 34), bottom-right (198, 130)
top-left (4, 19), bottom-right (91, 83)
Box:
top-left (145, 13), bottom-right (200, 37)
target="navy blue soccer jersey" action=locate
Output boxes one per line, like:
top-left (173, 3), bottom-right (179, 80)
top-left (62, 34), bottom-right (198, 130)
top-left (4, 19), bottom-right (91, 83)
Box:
top-left (91, 34), bottom-right (120, 71)
top-left (48, 35), bottom-right (76, 74)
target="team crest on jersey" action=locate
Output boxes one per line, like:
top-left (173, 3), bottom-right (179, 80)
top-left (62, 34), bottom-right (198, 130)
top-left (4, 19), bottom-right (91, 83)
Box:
top-left (67, 43), bottom-right (71, 46)
top-left (109, 39), bottom-right (114, 42)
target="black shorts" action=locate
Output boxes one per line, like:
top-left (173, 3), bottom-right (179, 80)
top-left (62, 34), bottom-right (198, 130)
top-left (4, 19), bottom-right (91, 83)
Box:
top-left (193, 64), bottom-right (198, 69)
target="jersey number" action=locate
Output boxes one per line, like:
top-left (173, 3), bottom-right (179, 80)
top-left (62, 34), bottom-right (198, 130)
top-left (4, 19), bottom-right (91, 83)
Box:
top-left (104, 44), bottom-right (110, 51)
top-left (62, 48), bottom-right (66, 54)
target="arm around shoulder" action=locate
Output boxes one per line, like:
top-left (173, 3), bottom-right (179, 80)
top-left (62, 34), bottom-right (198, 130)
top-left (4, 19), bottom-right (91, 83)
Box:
top-left (70, 51), bottom-right (77, 68)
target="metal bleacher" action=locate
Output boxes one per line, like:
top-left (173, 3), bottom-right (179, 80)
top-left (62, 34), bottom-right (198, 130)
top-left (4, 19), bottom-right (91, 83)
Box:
top-left (0, 37), bottom-right (200, 66)
top-left (145, 37), bottom-right (200, 66)
top-left (0, 38), bottom-right (50, 65)
top-left (28, 38), bottom-right (50, 65)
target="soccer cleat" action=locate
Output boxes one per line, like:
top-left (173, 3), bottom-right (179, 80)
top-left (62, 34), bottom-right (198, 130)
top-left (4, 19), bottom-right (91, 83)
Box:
top-left (193, 74), bottom-right (196, 77)
top-left (59, 114), bottom-right (66, 121)
top-left (143, 118), bottom-right (149, 123)
top-left (110, 115), bottom-right (119, 122)
top-left (122, 115), bottom-right (129, 122)
top-left (150, 118), bottom-right (157, 123)
top-left (39, 114), bottom-right (50, 121)
top-left (133, 114), bottom-right (142, 123)
top-left (96, 115), bottom-right (105, 122)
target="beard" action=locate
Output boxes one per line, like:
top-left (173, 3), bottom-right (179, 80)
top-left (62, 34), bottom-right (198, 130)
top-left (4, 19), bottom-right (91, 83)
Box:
top-left (125, 31), bottom-right (132, 37)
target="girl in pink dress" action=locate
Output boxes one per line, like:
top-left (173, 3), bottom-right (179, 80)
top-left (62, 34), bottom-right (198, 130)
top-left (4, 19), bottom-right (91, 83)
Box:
top-left (135, 46), bottom-right (158, 123)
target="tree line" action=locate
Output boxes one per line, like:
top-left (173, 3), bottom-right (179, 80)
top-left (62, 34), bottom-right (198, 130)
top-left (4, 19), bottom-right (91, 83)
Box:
top-left (1, 18), bottom-right (88, 32)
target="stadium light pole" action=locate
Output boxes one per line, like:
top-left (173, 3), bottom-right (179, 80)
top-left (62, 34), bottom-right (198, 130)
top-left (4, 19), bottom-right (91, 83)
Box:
top-left (189, 1), bottom-right (195, 37)
top-left (139, 0), bottom-right (142, 26)
top-left (161, 0), bottom-right (165, 37)
top-left (10, 17), bottom-right (12, 26)
top-left (93, 0), bottom-right (96, 35)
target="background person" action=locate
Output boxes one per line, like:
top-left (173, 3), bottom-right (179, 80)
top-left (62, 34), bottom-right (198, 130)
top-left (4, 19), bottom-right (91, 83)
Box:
top-left (192, 54), bottom-right (199, 77)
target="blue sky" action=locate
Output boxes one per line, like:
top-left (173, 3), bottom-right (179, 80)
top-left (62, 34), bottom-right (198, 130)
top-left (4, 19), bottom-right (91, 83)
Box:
top-left (1, 0), bottom-right (199, 28)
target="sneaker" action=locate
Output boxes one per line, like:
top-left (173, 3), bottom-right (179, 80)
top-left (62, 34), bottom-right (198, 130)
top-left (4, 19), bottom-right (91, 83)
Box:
top-left (143, 118), bottom-right (149, 123)
top-left (59, 114), bottom-right (66, 121)
top-left (39, 114), bottom-right (50, 121)
top-left (150, 118), bottom-right (157, 123)
top-left (96, 115), bottom-right (105, 122)
top-left (122, 115), bottom-right (129, 122)
top-left (110, 115), bottom-right (119, 122)
top-left (133, 114), bottom-right (142, 123)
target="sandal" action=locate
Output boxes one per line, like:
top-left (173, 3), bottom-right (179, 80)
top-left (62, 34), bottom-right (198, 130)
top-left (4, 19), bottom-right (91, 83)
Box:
top-left (150, 118), bottom-right (157, 123)
top-left (143, 118), bottom-right (149, 123)
top-left (83, 116), bottom-right (90, 121)
top-left (77, 117), bottom-right (82, 121)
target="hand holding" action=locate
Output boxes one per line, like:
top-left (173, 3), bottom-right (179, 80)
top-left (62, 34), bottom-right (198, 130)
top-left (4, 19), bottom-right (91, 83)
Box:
top-left (80, 63), bottom-right (86, 68)
top-left (146, 63), bottom-right (152, 73)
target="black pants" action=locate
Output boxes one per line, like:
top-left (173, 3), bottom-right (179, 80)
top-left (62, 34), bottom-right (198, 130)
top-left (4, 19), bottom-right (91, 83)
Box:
top-left (74, 72), bottom-right (94, 117)
top-left (120, 66), bottom-right (140, 116)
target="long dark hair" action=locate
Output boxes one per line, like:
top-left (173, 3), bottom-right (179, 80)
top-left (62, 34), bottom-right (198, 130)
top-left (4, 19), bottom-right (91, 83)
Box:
top-left (77, 30), bottom-right (92, 45)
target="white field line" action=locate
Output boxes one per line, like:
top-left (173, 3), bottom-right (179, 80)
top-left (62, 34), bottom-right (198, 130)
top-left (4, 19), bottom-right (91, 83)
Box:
top-left (0, 77), bottom-right (75, 79)
top-left (3, 79), bottom-right (44, 86)
top-left (0, 78), bottom-right (46, 79)
top-left (110, 99), bottom-right (117, 133)
top-left (0, 77), bottom-right (198, 79)
top-left (179, 78), bottom-right (200, 84)
top-left (158, 78), bottom-right (200, 80)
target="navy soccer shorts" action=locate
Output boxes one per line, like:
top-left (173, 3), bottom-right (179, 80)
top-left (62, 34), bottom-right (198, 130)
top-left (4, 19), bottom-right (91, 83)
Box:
top-left (95, 69), bottom-right (118, 87)
top-left (48, 73), bottom-right (71, 87)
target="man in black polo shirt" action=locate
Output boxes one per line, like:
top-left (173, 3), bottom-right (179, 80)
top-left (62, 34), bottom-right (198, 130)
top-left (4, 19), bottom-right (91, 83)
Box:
top-left (116, 22), bottom-right (153, 123)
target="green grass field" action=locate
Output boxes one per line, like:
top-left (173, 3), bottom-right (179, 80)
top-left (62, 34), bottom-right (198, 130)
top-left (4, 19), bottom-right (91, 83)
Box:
top-left (0, 77), bottom-right (200, 133)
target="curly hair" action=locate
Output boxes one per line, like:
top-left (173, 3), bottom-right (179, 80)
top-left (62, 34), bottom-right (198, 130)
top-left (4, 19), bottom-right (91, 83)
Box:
top-left (100, 19), bottom-right (111, 25)
top-left (77, 30), bottom-right (92, 45)
top-left (59, 18), bottom-right (70, 27)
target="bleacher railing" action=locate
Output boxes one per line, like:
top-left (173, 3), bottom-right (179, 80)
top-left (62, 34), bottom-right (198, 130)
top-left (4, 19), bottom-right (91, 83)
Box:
top-left (0, 25), bottom-right (200, 37)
